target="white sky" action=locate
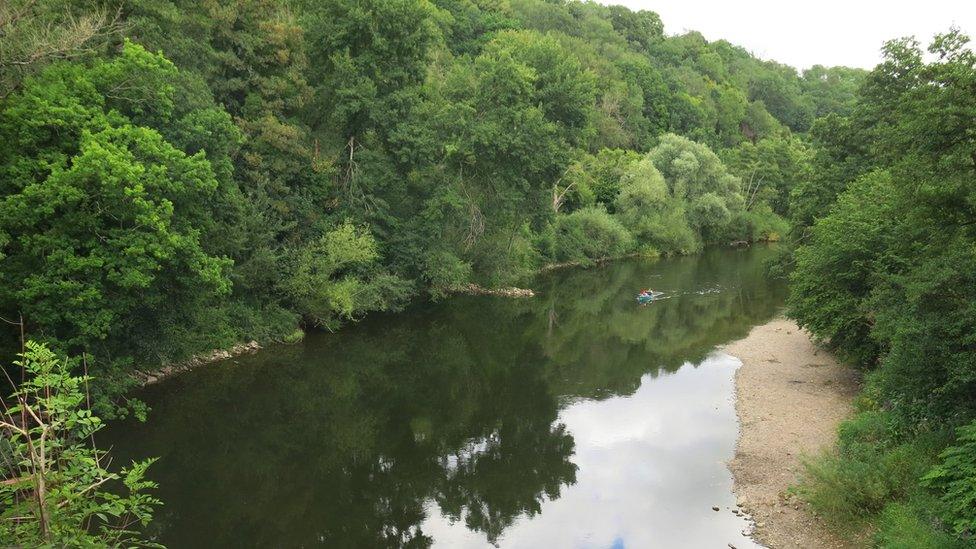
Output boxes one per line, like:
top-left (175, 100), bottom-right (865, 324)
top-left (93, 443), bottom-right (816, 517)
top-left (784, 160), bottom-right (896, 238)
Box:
top-left (599, 0), bottom-right (976, 70)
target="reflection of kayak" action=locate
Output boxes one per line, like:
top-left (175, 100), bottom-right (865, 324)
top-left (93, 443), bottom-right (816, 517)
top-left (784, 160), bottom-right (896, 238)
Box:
top-left (636, 291), bottom-right (664, 303)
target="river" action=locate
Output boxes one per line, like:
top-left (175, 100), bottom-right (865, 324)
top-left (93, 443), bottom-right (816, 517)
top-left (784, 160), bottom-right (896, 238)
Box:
top-left (106, 246), bottom-right (786, 548)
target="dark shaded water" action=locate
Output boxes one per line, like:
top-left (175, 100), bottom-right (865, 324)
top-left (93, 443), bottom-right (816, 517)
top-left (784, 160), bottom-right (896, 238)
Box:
top-left (107, 246), bottom-right (786, 548)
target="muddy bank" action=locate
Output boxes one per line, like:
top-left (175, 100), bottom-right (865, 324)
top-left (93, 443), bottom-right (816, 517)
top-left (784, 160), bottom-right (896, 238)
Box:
top-left (722, 317), bottom-right (860, 548)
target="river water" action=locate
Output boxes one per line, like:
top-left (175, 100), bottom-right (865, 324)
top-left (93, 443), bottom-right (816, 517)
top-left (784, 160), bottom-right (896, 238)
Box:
top-left (107, 246), bottom-right (786, 548)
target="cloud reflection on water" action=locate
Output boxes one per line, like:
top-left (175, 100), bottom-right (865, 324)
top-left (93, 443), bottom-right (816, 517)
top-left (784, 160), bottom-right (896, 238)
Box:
top-left (421, 353), bottom-right (762, 549)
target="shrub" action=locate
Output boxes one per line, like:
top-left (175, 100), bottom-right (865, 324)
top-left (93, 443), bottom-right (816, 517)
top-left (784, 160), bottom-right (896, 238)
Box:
top-left (0, 342), bottom-right (161, 546)
top-left (553, 206), bottom-right (633, 264)
top-left (798, 410), bottom-right (946, 529)
top-left (639, 206), bottom-right (700, 255)
top-left (582, 148), bottom-right (643, 209)
top-left (723, 203), bottom-right (790, 243)
top-left (282, 222), bottom-right (412, 329)
top-left (422, 249), bottom-right (473, 299)
top-left (469, 224), bottom-right (542, 286)
top-left (281, 328), bottom-right (305, 344)
top-left (923, 421), bottom-right (976, 537)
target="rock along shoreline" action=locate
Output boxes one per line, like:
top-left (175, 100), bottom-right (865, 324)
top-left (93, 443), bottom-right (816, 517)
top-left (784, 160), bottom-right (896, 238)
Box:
top-left (134, 340), bottom-right (261, 386)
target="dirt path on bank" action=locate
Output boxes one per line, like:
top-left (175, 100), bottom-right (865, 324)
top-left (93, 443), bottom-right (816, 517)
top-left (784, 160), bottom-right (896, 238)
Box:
top-left (722, 317), bottom-right (861, 549)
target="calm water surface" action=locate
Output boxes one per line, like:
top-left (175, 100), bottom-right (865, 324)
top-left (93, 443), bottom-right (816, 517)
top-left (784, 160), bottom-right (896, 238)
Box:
top-left (107, 246), bottom-right (786, 548)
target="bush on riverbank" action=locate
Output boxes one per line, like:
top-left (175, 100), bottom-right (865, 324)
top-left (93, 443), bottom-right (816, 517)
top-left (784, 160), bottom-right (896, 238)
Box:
top-left (874, 499), bottom-right (967, 549)
top-left (797, 405), bottom-right (969, 547)
top-left (922, 421), bottom-right (976, 538)
top-left (551, 206), bottom-right (634, 265)
top-left (724, 203), bottom-right (789, 244)
top-left (797, 408), bottom-right (949, 526)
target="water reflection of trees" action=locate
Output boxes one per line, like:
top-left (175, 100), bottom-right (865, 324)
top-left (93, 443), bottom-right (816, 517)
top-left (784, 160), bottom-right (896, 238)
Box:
top-left (106, 247), bottom-right (782, 547)
top-left (109, 309), bottom-right (577, 547)
top-left (528, 246), bottom-right (786, 399)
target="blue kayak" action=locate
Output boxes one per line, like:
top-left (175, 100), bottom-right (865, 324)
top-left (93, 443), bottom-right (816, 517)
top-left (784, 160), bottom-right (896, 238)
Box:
top-left (636, 291), bottom-right (663, 303)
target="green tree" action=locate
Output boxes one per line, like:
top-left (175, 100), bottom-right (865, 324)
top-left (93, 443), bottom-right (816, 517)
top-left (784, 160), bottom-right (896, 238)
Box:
top-left (304, 0), bottom-right (441, 144)
top-left (128, 0), bottom-right (328, 304)
top-left (614, 156), bottom-right (696, 255)
top-left (723, 134), bottom-right (813, 216)
top-left (800, 65), bottom-right (867, 118)
top-left (0, 42), bottom-right (238, 399)
top-left (604, 5), bottom-right (662, 52)
top-left (282, 222), bottom-right (410, 330)
top-left (747, 62), bottom-right (813, 132)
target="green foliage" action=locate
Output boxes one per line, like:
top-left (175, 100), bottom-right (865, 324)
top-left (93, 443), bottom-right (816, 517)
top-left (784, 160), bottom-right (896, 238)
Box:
top-left (724, 203), bottom-right (789, 243)
top-left (128, 0), bottom-right (329, 302)
top-left (874, 499), bottom-right (968, 549)
top-left (723, 134), bottom-right (814, 216)
top-left (422, 249), bottom-right (473, 299)
top-left (603, 5), bottom-right (663, 51)
top-left (798, 409), bottom-right (950, 534)
top-left (616, 133), bottom-right (767, 253)
top-left (551, 206), bottom-right (633, 265)
top-left (0, 42), bottom-right (238, 399)
top-left (789, 29), bottom-right (976, 546)
top-left (788, 170), bottom-right (895, 365)
top-left (282, 222), bottom-right (410, 330)
top-left (280, 328), bottom-right (306, 345)
top-left (746, 61), bottom-right (813, 132)
top-left (647, 134), bottom-right (742, 204)
top-left (562, 149), bottom-right (641, 211)
top-left (432, 0), bottom-right (518, 56)
top-left (923, 422), bottom-right (976, 537)
top-left (796, 405), bottom-right (967, 547)
top-left (0, 342), bottom-right (160, 546)
top-left (789, 30), bottom-right (976, 409)
top-left (0, 0), bottom-right (852, 413)
top-left (614, 156), bottom-right (697, 255)
top-left (305, 0), bottom-right (442, 145)
top-left (801, 65), bottom-right (868, 119)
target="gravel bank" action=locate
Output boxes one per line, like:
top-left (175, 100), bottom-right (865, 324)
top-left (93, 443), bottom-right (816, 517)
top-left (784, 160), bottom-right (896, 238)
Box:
top-left (723, 317), bottom-right (860, 548)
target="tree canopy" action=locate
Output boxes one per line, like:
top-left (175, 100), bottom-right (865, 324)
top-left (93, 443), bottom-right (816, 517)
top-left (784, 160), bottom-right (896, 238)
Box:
top-left (0, 0), bottom-right (860, 407)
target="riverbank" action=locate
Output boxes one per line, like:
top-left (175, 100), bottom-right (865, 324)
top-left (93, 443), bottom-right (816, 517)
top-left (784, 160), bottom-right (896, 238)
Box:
top-left (128, 244), bottom-right (771, 388)
top-left (134, 340), bottom-right (262, 385)
top-left (723, 317), bottom-right (860, 548)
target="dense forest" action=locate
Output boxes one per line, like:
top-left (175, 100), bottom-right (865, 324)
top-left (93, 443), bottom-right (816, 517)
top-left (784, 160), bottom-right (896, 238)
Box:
top-left (3, 0), bottom-right (974, 547)
top-left (0, 0), bottom-right (861, 407)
